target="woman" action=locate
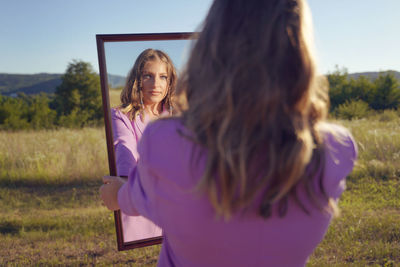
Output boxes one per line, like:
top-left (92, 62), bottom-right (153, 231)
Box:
top-left (101, 0), bottom-right (357, 266)
top-left (111, 48), bottom-right (177, 241)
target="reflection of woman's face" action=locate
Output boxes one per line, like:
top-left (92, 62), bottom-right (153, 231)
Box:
top-left (141, 60), bottom-right (168, 107)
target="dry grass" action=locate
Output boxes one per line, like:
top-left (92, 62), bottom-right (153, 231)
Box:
top-left (0, 127), bottom-right (161, 266)
top-left (1, 115), bottom-right (399, 266)
top-left (0, 128), bottom-right (108, 183)
top-left (109, 89), bottom-right (122, 109)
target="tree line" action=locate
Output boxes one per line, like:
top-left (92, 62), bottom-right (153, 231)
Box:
top-left (328, 68), bottom-right (400, 119)
top-left (0, 60), bottom-right (103, 130)
top-left (0, 63), bottom-right (399, 130)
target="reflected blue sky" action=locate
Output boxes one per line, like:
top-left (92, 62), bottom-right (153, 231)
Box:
top-left (105, 40), bottom-right (193, 77)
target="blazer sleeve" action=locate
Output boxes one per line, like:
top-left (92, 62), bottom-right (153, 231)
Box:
top-left (323, 125), bottom-right (358, 199)
top-left (117, 124), bottom-right (160, 223)
top-left (111, 108), bottom-right (138, 177)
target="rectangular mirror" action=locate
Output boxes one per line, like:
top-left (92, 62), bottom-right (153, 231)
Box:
top-left (96, 32), bottom-right (196, 251)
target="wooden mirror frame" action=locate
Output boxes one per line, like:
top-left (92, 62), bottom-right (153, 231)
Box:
top-left (96, 32), bottom-right (196, 251)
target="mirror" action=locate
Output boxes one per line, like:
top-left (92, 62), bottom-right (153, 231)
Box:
top-left (96, 32), bottom-right (196, 251)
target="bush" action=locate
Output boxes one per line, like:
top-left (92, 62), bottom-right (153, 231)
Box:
top-left (373, 109), bottom-right (399, 122)
top-left (334, 100), bottom-right (371, 120)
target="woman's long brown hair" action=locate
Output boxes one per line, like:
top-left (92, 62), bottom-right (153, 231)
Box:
top-left (176, 0), bottom-right (332, 219)
top-left (119, 49), bottom-right (177, 120)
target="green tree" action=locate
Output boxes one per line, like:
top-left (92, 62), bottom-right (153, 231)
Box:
top-left (0, 93), bottom-right (57, 130)
top-left (0, 94), bottom-right (30, 130)
top-left (327, 66), bottom-right (350, 111)
top-left (53, 60), bottom-right (102, 127)
top-left (327, 67), bottom-right (400, 115)
top-left (27, 93), bottom-right (57, 129)
top-left (370, 73), bottom-right (400, 110)
top-left (348, 75), bottom-right (375, 104)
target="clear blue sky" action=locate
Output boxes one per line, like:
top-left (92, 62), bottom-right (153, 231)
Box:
top-left (0, 0), bottom-right (399, 75)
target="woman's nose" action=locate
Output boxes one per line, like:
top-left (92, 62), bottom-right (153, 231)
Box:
top-left (153, 76), bottom-right (161, 86)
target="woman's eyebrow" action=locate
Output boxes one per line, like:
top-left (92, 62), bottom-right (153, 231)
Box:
top-left (142, 70), bottom-right (167, 73)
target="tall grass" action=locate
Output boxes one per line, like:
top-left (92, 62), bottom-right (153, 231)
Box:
top-left (308, 115), bottom-right (400, 266)
top-left (342, 118), bottom-right (400, 181)
top-left (0, 128), bottom-right (108, 184)
top-left (0, 114), bottom-right (399, 265)
top-left (0, 127), bottom-right (162, 265)
top-left (109, 89), bottom-right (122, 109)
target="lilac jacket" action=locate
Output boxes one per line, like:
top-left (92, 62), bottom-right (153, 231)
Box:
top-left (118, 119), bottom-right (357, 266)
top-left (111, 108), bottom-right (162, 241)
top-left (111, 108), bottom-right (148, 176)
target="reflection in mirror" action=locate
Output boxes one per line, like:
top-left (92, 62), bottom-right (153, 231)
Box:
top-left (109, 47), bottom-right (179, 243)
top-left (106, 40), bottom-right (191, 109)
top-left (97, 33), bottom-right (195, 250)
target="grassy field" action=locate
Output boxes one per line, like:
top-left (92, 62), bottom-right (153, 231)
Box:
top-left (308, 118), bottom-right (400, 266)
top-left (109, 88), bottom-right (122, 109)
top-left (0, 116), bottom-right (399, 266)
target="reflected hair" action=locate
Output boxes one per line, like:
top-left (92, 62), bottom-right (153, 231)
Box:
top-left (119, 48), bottom-right (177, 120)
top-left (176, 0), bottom-right (332, 219)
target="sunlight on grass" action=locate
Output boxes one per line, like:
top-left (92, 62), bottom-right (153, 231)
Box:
top-left (0, 127), bottom-right (108, 183)
top-left (109, 88), bottom-right (122, 109)
top-left (1, 116), bottom-right (400, 265)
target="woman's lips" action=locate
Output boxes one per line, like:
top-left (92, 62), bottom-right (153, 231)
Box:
top-left (149, 91), bottom-right (162, 95)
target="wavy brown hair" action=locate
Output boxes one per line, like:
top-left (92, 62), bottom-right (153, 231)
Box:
top-left (176, 0), bottom-right (333, 219)
top-left (119, 49), bottom-right (177, 120)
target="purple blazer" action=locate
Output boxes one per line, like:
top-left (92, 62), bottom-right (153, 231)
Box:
top-left (111, 108), bottom-right (148, 176)
top-left (111, 108), bottom-right (162, 242)
top-left (118, 119), bottom-right (357, 266)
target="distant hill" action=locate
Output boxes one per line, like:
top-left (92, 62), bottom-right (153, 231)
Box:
top-left (348, 70), bottom-right (400, 81)
top-left (108, 74), bottom-right (126, 89)
top-left (0, 73), bottom-right (62, 96)
top-left (0, 73), bottom-right (126, 96)
top-left (0, 71), bottom-right (398, 97)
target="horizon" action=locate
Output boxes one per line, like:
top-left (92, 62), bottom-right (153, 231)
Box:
top-left (2, 68), bottom-right (400, 77)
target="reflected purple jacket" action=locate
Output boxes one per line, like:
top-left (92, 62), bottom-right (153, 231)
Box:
top-left (118, 119), bottom-right (357, 267)
top-left (111, 108), bottom-right (162, 241)
top-left (111, 108), bottom-right (148, 176)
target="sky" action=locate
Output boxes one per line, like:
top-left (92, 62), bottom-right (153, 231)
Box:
top-left (105, 39), bottom-right (193, 76)
top-left (0, 0), bottom-right (399, 75)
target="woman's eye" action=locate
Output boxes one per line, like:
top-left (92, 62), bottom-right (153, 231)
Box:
top-left (161, 75), bottom-right (168, 80)
top-left (143, 74), bottom-right (151, 79)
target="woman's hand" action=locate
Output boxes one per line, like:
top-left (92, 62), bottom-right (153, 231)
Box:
top-left (99, 176), bottom-right (126, 211)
